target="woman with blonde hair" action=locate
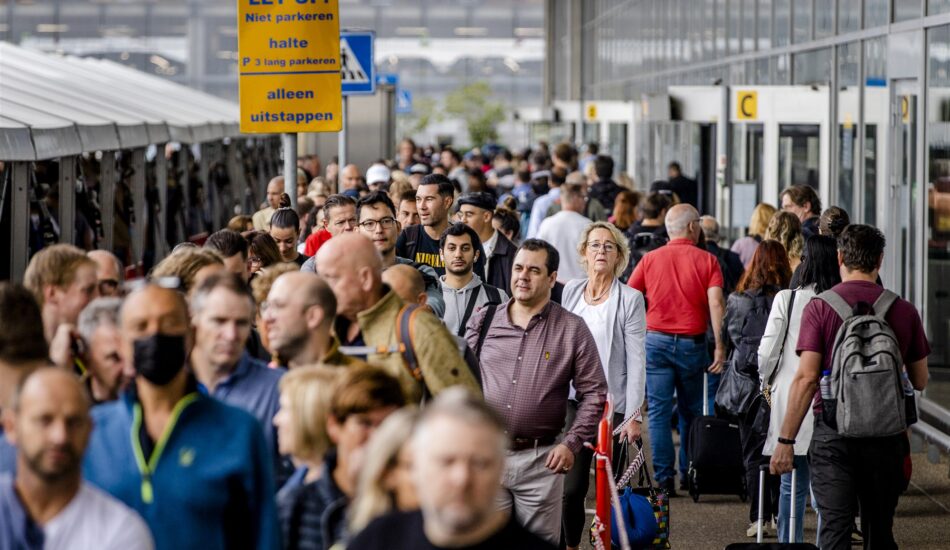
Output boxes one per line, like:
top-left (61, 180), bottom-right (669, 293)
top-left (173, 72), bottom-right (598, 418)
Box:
top-left (560, 220), bottom-right (646, 550)
top-left (764, 211), bottom-right (804, 270)
top-left (273, 365), bottom-right (343, 548)
top-left (348, 408), bottom-right (421, 533)
top-left (732, 203), bottom-right (777, 267)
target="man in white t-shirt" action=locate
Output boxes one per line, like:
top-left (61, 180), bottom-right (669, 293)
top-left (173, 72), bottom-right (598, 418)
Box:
top-left (536, 183), bottom-right (592, 283)
top-left (0, 367), bottom-right (153, 550)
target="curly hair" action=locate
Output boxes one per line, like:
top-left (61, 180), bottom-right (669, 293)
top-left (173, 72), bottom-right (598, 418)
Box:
top-left (764, 211), bottom-right (803, 264)
top-left (736, 240), bottom-right (792, 293)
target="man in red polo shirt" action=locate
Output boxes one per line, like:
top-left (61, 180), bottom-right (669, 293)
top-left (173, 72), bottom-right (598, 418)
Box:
top-left (628, 203), bottom-right (726, 495)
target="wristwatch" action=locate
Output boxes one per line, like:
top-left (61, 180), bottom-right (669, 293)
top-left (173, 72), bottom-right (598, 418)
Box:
top-left (777, 437), bottom-right (796, 445)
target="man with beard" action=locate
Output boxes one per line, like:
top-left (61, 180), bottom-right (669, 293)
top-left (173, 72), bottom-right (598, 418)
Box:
top-left (348, 388), bottom-right (555, 550)
top-left (438, 223), bottom-right (506, 336)
top-left (397, 175), bottom-right (485, 279)
top-left (0, 368), bottom-right (153, 549)
top-left (263, 271), bottom-right (367, 369)
top-left (82, 284), bottom-right (279, 550)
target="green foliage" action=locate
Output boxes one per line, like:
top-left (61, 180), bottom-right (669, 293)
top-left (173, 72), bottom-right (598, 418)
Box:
top-left (397, 96), bottom-right (440, 136)
top-left (443, 81), bottom-right (506, 147)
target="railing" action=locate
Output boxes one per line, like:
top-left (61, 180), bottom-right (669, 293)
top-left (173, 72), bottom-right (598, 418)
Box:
top-left (592, 398), bottom-right (614, 549)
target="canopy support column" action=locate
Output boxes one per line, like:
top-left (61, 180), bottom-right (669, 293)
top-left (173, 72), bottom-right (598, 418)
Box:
top-left (10, 162), bottom-right (30, 282)
top-left (100, 151), bottom-right (116, 252)
top-left (58, 155), bottom-right (75, 245)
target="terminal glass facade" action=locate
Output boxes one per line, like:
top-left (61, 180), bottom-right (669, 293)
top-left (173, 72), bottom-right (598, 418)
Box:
top-left (0, 0), bottom-right (544, 107)
top-left (547, 0), bottom-right (950, 415)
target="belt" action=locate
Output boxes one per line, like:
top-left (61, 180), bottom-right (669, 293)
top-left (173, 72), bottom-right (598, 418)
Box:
top-left (649, 330), bottom-right (706, 343)
top-left (509, 436), bottom-right (557, 452)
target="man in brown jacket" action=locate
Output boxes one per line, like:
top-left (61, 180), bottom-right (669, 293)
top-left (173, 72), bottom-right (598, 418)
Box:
top-left (316, 234), bottom-right (480, 402)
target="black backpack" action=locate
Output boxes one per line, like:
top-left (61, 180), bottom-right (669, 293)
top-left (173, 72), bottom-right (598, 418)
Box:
top-left (621, 230), bottom-right (669, 282)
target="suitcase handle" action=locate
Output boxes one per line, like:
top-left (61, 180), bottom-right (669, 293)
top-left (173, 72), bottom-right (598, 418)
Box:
top-left (757, 465), bottom-right (767, 543)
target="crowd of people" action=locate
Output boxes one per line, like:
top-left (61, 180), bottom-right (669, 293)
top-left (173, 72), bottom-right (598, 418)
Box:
top-left (0, 139), bottom-right (930, 550)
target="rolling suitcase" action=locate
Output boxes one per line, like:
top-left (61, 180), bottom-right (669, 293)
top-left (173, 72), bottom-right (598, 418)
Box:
top-left (724, 466), bottom-right (818, 549)
top-left (686, 372), bottom-right (747, 502)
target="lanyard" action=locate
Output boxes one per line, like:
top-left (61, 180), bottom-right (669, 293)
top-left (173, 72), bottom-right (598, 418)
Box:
top-left (130, 393), bottom-right (198, 504)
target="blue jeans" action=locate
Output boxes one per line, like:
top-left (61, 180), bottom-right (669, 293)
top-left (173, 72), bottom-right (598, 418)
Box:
top-left (778, 455), bottom-right (810, 543)
top-left (645, 331), bottom-right (708, 484)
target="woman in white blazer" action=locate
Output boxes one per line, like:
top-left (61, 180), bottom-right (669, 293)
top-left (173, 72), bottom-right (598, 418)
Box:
top-left (560, 221), bottom-right (646, 550)
top-left (757, 235), bottom-right (840, 544)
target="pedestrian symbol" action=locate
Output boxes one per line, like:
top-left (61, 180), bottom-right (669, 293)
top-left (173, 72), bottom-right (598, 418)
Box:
top-left (340, 38), bottom-right (368, 84)
top-left (340, 31), bottom-right (376, 95)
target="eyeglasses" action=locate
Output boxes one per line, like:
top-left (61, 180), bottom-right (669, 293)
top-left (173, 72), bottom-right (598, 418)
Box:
top-left (359, 217), bottom-right (397, 231)
top-left (586, 241), bottom-right (618, 254)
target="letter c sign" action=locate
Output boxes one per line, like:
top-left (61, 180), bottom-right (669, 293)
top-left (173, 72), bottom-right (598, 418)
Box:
top-left (737, 91), bottom-right (757, 120)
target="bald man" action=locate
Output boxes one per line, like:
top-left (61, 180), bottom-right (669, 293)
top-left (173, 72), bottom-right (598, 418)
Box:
top-left (87, 250), bottom-right (123, 297)
top-left (382, 264), bottom-right (429, 310)
top-left (340, 164), bottom-right (362, 199)
top-left (1, 368), bottom-right (153, 549)
top-left (263, 271), bottom-right (367, 369)
top-left (253, 176), bottom-right (284, 230)
top-left (83, 284), bottom-right (280, 550)
top-left (316, 234), bottom-right (480, 402)
top-left (627, 203), bottom-right (726, 495)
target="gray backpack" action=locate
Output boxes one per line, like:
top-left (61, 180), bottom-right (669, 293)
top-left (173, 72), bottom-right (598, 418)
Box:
top-left (819, 289), bottom-right (906, 437)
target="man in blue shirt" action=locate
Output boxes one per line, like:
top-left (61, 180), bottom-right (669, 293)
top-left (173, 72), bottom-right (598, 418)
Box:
top-left (189, 273), bottom-right (283, 458)
top-left (83, 284), bottom-right (279, 550)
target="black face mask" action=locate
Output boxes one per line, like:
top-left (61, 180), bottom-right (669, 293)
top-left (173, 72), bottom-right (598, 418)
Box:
top-left (133, 333), bottom-right (187, 386)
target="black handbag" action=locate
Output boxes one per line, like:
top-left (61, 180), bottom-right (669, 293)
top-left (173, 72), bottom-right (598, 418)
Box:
top-left (748, 291), bottom-right (797, 435)
top-left (715, 359), bottom-right (759, 417)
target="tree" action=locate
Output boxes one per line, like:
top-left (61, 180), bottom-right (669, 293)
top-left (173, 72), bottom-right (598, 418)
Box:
top-left (397, 96), bottom-right (439, 137)
top-left (443, 81), bottom-right (506, 147)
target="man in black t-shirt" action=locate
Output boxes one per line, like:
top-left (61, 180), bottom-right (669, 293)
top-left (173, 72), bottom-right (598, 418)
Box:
top-left (396, 175), bottom-right (485, 278)
top-left (348, 388), bottom-right (555, 550)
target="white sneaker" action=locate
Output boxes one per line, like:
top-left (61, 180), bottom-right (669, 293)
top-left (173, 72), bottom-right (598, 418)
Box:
top-left (746, 521), bottom-right (772, 538)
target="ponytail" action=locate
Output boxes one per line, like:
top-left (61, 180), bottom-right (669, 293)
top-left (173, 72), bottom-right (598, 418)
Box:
top-left (270, 193), bottom-right (300, 233)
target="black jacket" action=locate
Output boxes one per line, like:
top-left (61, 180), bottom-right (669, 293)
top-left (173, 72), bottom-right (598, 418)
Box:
top-left (589, 179), bottom-right (623, 211)
top-left (486, 231), bottom-right (516, 295)
top-left (722, 287), bottom-right (778, 378)
top-left (704, 242), bottom-right (745, 295)
top-left (277, 451), bottom-right (348, 550)
top-left (651, 176), bottom-right (698, 209)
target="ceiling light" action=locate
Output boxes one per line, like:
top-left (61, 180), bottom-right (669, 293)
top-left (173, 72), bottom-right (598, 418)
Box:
top-left (454, 27), bottom-right (488, 37)
top-left (36, 24), bottom-right (69, 33)
top-left (514, 27), bottom-right (543, 38)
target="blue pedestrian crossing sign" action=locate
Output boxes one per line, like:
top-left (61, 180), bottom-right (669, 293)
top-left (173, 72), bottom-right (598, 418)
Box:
top-left (340, 31), bottom-right (375, 95)
top-left (396, 89), bottom-right (413, 114)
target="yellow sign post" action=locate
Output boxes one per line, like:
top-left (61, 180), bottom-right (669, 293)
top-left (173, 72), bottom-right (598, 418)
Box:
top-left (736, 91), bottom-right (757, 120)
top-left (237, 0), bottom-right (342, 133)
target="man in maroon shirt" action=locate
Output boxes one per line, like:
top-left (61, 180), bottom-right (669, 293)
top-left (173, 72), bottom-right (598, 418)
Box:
top-left (466, 239), bottom-right (607, 544)
top-left (771, 224), bottom-right (929, 550)
top-left (628, 203), bottom-right (726, 494)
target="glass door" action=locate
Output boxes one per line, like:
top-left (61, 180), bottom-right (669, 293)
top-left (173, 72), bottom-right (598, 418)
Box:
top-left (887, 80), bottom-right (920, 301)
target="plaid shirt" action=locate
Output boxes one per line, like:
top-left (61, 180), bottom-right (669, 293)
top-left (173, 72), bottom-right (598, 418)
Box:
top-left (466, 300), bottom-right (608, 454)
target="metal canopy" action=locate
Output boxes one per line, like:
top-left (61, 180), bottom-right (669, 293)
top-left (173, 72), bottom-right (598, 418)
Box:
top-left (0, 42), bottom-right (241, 160)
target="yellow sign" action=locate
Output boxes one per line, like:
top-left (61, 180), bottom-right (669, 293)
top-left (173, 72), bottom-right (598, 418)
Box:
top-left (737, 91), bottom-right (757, 120)
top-left (586, 103), bottom-right (598, 121)
top-left (237, 0), bottom-right (342, 133)
top-left (901, 96), bottom-right (910, 123)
